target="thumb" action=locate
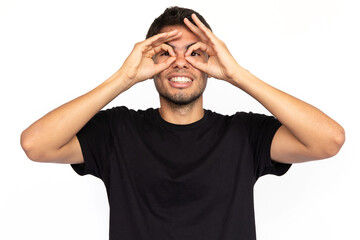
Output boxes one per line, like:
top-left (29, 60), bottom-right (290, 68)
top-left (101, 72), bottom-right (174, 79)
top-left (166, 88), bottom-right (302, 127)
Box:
top-left (185, 56), bottom-right (207, 73)
top-left (154, 56), bottom-right (176, 74)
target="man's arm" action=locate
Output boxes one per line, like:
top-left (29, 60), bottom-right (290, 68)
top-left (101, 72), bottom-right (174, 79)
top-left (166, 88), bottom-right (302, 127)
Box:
top-left (230, 68), bottom-right (345, 163)
top-left (20, 30), bottom-right (182, 164)
top-left (184, 14), bottom-right (345, 164)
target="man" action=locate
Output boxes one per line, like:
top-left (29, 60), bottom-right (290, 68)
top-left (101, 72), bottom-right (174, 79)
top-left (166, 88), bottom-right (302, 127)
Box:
top-left (21, 6), bottom-right (345, 240)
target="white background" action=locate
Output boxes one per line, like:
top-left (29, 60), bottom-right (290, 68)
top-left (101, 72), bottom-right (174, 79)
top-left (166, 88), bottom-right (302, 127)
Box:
top-left (1, 0), bottom-right (359, 239)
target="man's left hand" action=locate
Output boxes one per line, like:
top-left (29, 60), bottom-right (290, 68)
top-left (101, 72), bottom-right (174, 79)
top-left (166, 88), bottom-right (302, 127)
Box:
top-left (184, 14), bottom-right (241, 84)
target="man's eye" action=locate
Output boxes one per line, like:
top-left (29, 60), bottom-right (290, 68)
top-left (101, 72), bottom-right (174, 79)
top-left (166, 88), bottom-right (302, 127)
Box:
top-left (160, 51), bottom-right (170, 56)
top-left (191, 51), bottom-right (200, 56)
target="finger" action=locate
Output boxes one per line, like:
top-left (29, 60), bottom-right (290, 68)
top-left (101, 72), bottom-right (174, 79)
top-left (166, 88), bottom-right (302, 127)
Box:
top-left (185, 55), bottom-right (208, 73)
top-left (155, 31), bottom-right (182, 46)
top-left (154, 56), bottom-right (176, 75)
top-left (150, 31), bottom-right (183, 50)
top-left (183, 17), bottom-right (208, 43)
top-left (144, 29), bottom-right (179, 47)
top-left (185, 42), bottom-right (211, 57)
top-left (184, 43), bottom-right (210, 73)
top-left (153, 43), bottom-right (176, 57)
top-left (191, 14), bottom-right (220, 43)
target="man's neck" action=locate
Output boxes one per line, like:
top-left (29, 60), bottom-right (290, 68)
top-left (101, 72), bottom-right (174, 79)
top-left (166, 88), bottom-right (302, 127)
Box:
top-left (158, 97), bottom-right (204, 125)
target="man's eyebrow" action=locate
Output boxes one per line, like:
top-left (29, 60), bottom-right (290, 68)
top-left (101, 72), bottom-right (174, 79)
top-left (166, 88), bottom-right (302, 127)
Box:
top-left (164, 42), bottom-right (197, 50)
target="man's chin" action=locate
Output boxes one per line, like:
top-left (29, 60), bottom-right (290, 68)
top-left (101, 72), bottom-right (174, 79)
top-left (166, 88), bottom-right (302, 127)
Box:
top-left (160, 93), bottom-right (202, 107)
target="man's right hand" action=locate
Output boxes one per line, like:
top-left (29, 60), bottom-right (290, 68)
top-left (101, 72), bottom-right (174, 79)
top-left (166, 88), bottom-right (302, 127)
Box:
top-left (20, 29), bottom-right (182, 164)
top-left (118, 29), bottom-right (182, 86)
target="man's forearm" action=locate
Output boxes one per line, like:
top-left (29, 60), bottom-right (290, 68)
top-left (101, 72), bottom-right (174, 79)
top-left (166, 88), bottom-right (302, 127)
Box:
top-left (230, 66), bottom-right (345, 160)
top-left (21, 70), bottom-right (131, 162)
top-left (21, 30), bottom-right (182, 162)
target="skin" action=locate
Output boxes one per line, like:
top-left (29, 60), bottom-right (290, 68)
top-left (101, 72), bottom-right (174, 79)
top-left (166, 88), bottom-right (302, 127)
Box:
top-left (20, 13), bottom-right (345, 165)
top-left (153, 25), bottom-right (209, 124)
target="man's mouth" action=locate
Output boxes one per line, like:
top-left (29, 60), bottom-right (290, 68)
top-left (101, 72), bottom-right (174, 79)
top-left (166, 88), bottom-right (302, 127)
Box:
top-left (169, 77), bottom-right (193, 83)
top-left (167, 76), bottom-right (193, 89)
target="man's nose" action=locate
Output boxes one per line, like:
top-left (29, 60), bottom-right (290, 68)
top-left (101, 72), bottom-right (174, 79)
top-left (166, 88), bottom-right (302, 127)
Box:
top-left (172, 53), bottom-right (189, 69)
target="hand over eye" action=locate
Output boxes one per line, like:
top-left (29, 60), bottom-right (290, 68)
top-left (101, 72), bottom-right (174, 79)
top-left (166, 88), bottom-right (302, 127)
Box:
top-left (118, 30), bottom-right (182, 85)
top-left (184, 14), bottom-right (241, 83)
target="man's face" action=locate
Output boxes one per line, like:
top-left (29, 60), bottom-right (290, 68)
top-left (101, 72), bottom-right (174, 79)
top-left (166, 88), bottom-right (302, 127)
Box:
top-left (153, 25), bottom-right (208, 106)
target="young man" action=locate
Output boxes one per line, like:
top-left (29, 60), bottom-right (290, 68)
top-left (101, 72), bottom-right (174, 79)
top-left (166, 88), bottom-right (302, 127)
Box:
top-left (21, 6), bottom-right (345, 240)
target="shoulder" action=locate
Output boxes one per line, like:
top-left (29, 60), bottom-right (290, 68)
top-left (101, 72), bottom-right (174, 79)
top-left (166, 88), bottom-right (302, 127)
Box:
top-left (207, 110), bottom-right (265, 125)
top-left (100, 106), bottom-right (156, 119)
top-left (233, 111), bottom-right (280, 127)
top-left (207, 109), bottom-right (264, 119)
top-left (207, 110), bottom-right (280, 133)
top-left (97, 106), bottom-right (157, 128)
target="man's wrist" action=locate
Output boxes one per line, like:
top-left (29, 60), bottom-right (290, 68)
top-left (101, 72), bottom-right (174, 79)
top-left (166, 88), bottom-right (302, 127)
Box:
top-left (227, 65), bottom-right (248, 86)
top-left (101, 69), bottom-right (138, 95)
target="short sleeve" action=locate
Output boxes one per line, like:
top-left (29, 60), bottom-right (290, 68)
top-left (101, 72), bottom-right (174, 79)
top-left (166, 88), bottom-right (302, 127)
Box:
top-left (71, 110), bottom-right (114, 180)
top-left (246, 112), bottom-right (291, 179)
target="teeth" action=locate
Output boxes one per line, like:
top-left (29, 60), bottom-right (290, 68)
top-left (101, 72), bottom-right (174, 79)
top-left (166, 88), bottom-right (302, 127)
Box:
top-left (170, 77), bottom-right (192, 83)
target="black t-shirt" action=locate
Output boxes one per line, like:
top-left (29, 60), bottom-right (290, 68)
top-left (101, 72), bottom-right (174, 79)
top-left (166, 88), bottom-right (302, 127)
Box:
top-left (72, 107), bottom-right (291, 240)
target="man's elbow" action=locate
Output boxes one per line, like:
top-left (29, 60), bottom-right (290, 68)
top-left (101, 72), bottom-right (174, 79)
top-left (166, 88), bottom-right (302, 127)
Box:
top-left (322, 125), bottom-right (346, 159)
top-left (20, 130), bottom-right (49, 162)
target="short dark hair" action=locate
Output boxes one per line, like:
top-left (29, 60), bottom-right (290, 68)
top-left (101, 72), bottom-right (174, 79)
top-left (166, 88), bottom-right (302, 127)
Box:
top-left (146, 6), bottom-right (212, 39)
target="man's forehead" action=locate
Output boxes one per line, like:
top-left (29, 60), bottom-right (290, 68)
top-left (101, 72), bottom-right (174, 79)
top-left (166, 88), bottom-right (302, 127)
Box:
top-left (161, 25), bottom-right (199, 38)
top-left (160, 24), bottom-right (189, 32)
top-left (160, 25), bottom-right (200, 50)
top-left (164, 42), bottom-right (197, 51)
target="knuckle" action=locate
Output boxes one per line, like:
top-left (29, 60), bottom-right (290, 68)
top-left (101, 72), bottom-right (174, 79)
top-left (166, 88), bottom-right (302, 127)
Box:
top-left (134, 42), bottom-right (141, 49)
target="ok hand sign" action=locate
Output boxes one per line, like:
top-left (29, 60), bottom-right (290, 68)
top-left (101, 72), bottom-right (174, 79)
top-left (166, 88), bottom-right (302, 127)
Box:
top-left (119, 29), bottom-right (182, 86)
top-left (184, 14), bottom-right (242, 84)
